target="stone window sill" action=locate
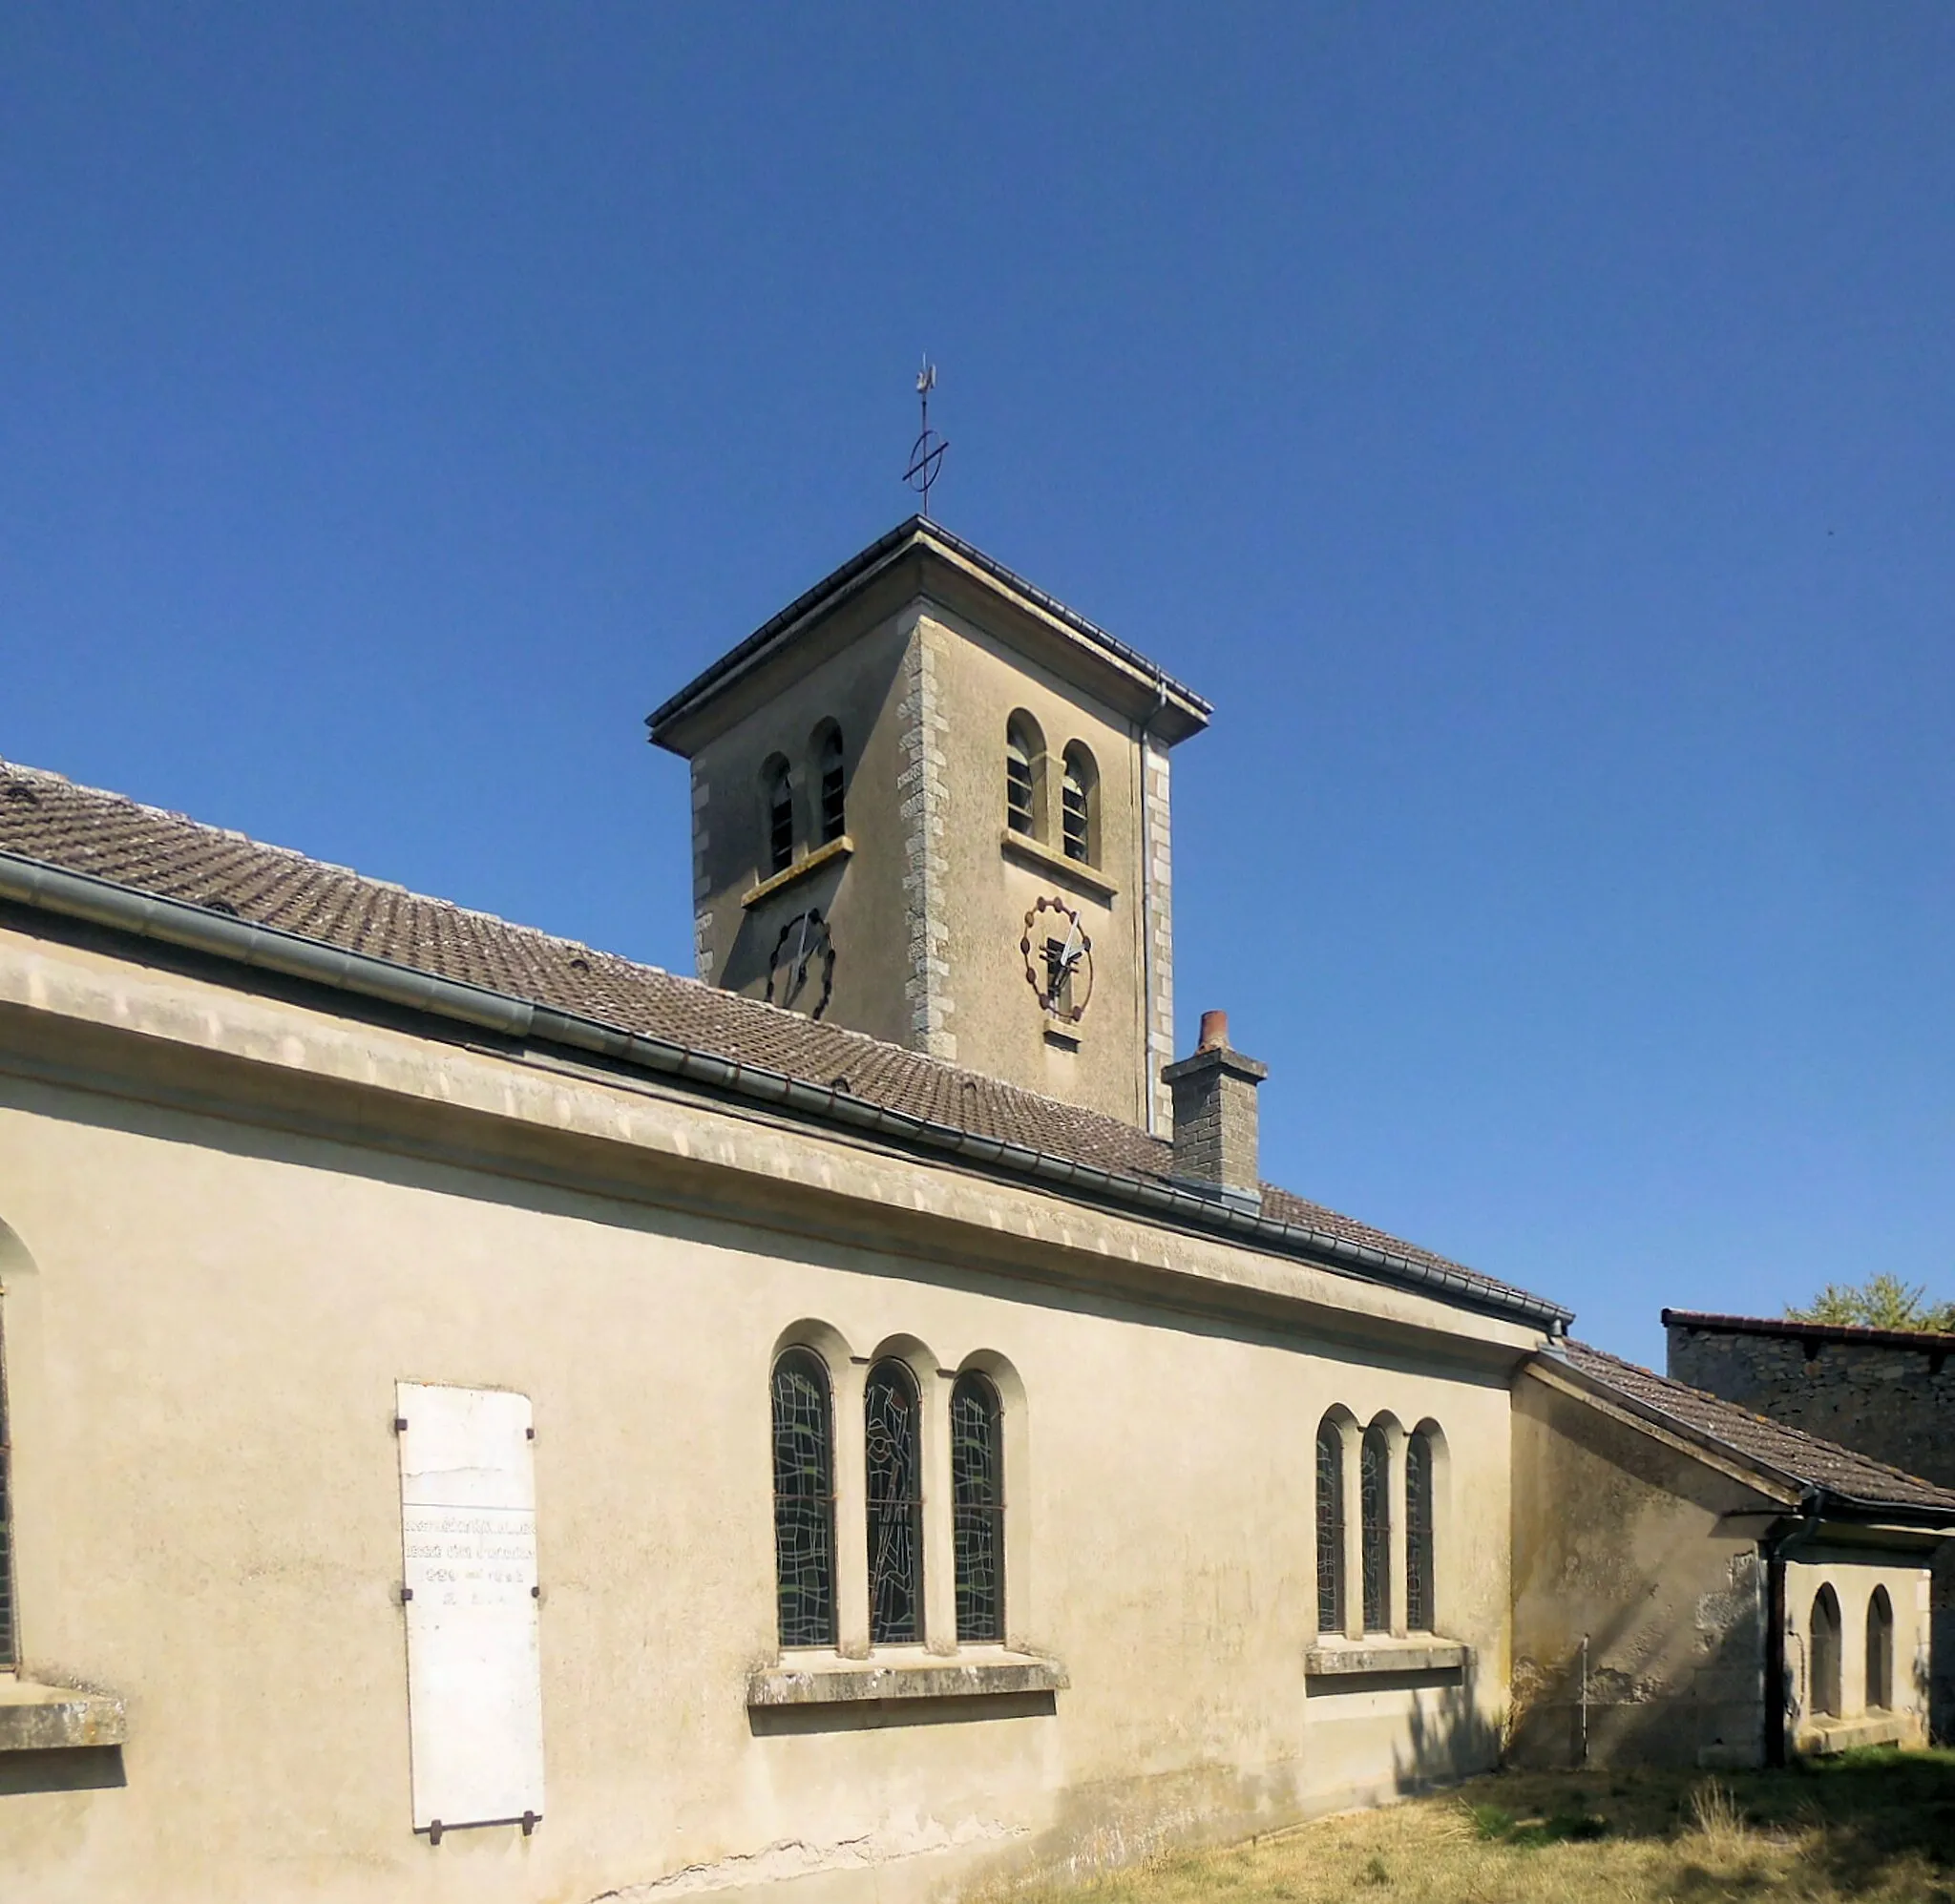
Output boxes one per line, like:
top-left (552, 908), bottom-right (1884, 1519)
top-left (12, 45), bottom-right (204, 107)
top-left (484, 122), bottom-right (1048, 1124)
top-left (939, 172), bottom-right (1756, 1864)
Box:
top-left (999, 828), bottom-right (1119, 902)
top-left (0, 1676), bottom-right (128, 1750)
top-left (747, 1649), bottom-right (1067, 1708)
top-left (741, 835), bottom-right (853, 910)
top-left (1306, 1638), bottom-right (1468, 1678)
top-left (1798, 1711), bottom-right (1913, 1755)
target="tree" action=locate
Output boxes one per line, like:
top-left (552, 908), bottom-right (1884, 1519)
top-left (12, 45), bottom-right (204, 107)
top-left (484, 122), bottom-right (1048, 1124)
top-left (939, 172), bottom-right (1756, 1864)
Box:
top-left (1787, 1273), bottom-right (1955, 1333)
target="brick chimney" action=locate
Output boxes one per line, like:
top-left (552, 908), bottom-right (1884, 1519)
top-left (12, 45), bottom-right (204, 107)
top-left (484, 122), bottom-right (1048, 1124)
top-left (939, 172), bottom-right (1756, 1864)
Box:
top-left (1162, 1010), bottom-right (1268, 1211)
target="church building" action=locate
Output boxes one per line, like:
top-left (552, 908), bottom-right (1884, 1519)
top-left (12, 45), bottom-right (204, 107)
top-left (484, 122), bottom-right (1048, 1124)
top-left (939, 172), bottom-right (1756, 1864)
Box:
top-left (0, 518), bottom-right (1947, 1902)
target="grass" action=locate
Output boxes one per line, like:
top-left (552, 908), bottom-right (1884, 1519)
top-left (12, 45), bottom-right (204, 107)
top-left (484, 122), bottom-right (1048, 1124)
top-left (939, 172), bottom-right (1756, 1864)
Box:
top-left (1000, 1748), bottom-right (1955, 1904)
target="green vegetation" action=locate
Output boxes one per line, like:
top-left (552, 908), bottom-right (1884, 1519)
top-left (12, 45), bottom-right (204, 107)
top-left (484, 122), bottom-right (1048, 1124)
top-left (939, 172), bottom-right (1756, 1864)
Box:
top-left (1788, 1272), bottom-right (1955, 1332)
top-left (1002, 1749), bottom-right (1955, 1904)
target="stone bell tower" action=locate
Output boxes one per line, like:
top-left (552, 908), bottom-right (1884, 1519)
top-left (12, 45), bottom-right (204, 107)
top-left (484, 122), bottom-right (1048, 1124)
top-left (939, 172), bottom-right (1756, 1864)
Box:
top-left (647, 517), bottom-right (1209, 1131)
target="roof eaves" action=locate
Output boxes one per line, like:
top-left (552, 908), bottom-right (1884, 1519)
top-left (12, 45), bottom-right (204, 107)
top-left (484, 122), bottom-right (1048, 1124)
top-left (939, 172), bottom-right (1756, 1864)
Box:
top-left (645, 517), bottom-right (1211, 743)
top-left (0, 845), bottom-right (1568, 1333)
top-left (1541, 1346), bottom-right (1955, 1523)
top-left (1527, 1350), bottom-right (1805, 1506)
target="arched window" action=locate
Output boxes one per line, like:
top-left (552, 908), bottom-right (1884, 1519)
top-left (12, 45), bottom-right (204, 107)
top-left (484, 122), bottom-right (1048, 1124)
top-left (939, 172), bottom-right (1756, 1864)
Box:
top-left (1405, 1430), bottom-right (1435, 1633)
top-left (1865, 1585), bottom-right (1894, 1711)
top-left (865, 1360), bottom-right (923, 1644)
top-left (1360, 1426), bottom-right (1391, 1632)
top-left (950, 1371), bottom-right (1004, 1642)
top-left (1810, 1583), bottom-right (1842, 1717)
top-left (764, 757), bottom-right (794, 876)
top-left (1315, 1417), bottom-right (1346, 1634)
top-left (1005, 712), bottom-right (1044, 840)
top-left (769, 1350), bottom-right (835, 1648)
top-left (1061, 743), bottom-right (1097, 864)
top-left (815, 723), bottom-right (846, 845)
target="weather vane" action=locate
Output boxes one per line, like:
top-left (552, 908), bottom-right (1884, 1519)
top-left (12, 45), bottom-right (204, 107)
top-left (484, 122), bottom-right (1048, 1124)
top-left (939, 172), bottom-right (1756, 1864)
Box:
top-left (903, 359), bottom-right (948, 518)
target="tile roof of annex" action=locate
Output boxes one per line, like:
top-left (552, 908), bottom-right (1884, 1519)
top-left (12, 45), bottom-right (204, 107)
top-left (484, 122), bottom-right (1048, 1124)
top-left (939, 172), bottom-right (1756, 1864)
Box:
top-left (0, 755), bottom-right (1565, 1329)
top-left (1555, 1340), bottom-right (1955, 1517)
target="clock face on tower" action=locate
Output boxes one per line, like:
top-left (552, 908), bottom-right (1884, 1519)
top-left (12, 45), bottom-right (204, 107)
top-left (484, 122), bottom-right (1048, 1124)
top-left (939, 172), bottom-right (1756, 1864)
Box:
top-left (766, 908), bottom-right (836, 1019)
top-left (1021, 895), bottom-right (1093, 1023)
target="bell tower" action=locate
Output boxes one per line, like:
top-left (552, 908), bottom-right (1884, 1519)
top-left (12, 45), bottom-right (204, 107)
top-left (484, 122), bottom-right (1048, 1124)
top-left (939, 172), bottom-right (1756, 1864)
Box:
top-left (647, 519), bottom-right (1209, 1130)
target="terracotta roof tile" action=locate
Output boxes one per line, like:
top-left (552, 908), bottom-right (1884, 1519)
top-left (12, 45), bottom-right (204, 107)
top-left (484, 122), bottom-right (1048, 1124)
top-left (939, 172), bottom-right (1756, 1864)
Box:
top-left (0, 757), bottom-right (1555, 1320)
top-left (1557, 1340), bottom-right (1955, 1516)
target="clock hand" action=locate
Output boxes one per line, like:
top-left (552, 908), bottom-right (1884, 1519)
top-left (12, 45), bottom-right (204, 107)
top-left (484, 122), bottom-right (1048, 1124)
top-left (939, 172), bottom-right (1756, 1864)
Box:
top-left (1058, 920), bottom-right (1083, 975)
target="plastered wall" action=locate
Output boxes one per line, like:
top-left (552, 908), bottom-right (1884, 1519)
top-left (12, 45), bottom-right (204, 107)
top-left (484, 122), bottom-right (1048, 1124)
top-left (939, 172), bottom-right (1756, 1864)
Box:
top-left (0, 930), bottom-right (1524, 1904)
top-left (1511, 1370), bottom-right (1771, 1768)
top-left (1784, 1553), bottom-right (1933, 1750)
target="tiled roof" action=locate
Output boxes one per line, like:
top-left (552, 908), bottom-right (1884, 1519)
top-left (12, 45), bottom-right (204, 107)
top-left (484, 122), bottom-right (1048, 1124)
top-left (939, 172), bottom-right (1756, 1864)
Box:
top-left (1663, 1308), bottom-right (1955, 1353)
top-left (646, 516), bottom-right (1210, 744)
top-left (0, 757), bottom-right (1562, 1325)
top-left (1556, 1340), bottom-right (1955, 1517)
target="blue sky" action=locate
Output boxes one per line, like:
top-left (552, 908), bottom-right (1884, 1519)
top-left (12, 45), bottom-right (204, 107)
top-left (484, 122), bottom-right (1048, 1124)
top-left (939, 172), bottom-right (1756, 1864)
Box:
top-left (4, 5), bottom-right (1950, 1362)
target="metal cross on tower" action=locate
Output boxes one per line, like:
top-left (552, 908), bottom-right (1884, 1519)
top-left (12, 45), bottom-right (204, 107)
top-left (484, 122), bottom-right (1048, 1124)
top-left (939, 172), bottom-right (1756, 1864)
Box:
top-left (903, 360), bottom-right (948, 519)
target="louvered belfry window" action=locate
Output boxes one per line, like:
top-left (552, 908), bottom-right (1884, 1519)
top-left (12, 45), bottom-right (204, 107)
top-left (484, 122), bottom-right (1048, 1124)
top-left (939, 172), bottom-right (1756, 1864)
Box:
top-left (1061, 762), bottom-right (1089, 861)
top-left (818, 729), bottom-right (846, 844)
top-left (1360, 1427), bottom-right (1390, 1632)
top-left (767, 765), bottom-right (794, 876)
top-left (865, 1361), bottom-right (923, 1644)
top-left (769, 1350), bottom-right (836, 1648)
top-left (1, 1305), bottom-right (19, 1667)
top-left (1405, 1431), bottom-right (1434, 1633)
top-left (1006, 737), bottom-right (1034, 834)
top-left (950, 1371), bottom-right (1004, 1642)
top-left (1315, 1418), bottom-right (1345, 1635)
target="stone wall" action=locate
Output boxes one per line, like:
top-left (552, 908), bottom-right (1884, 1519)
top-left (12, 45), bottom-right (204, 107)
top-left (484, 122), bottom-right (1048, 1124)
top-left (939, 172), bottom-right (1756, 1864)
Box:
top-left (1665, 1315), bottom-right (1955, 1742)
top-left (1666, 1318), bottom-right (1955, 1488)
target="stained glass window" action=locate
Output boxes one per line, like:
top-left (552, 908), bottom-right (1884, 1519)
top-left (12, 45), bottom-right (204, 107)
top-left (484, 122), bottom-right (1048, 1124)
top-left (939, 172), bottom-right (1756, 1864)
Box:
top-left (1315, 1418), bottom-right (1344, 1635)
top-left (1405, 1430), bottom-right (1434, 1633)
top-left (769, 1350), bottom-right (835, 1648)
top-left (951, 1371), bottom-right (1003, 1642)
top-left (865, 1360), bottom-right (923, 1644)
top-left (1360, 1426), bottom-right (1390, 1633)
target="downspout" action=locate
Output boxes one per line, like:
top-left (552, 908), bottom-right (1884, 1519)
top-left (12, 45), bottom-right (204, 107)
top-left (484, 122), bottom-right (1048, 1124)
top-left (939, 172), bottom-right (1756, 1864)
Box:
top-left (1137, 679), bottom-right (1167, 1136)
top-left (1761, 1489), bottom-right (1824, 1768)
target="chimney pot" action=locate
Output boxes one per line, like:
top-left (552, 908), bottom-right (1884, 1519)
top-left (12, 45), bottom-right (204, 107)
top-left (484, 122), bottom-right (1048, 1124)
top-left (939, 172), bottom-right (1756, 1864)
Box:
top-left (1198, 1009), bottom-right (1229, 1051)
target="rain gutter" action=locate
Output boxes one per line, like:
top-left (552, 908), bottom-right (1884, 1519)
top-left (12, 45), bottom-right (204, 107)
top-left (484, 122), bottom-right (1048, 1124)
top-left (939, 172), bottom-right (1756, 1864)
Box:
top-left (0, 847), bottom-right (1570, 1332)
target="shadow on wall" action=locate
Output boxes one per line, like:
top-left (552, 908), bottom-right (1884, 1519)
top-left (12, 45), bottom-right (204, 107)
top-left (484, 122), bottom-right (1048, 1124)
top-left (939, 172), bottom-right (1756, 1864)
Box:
top-left (0, 1747), bottom-right (126, 1795)
top-left (1509, 1580), bottom-right (1766, 1772)
top-left (1935, 1551), bottom-right (1955, 1745)
top-left (1387, 1653), bottom-right (1502, 1794)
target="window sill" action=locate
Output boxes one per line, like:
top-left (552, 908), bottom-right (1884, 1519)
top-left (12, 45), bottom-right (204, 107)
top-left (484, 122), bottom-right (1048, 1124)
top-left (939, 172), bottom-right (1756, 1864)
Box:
top-left (1797, 1711), bottom-right (1914, 1755)
top-left (747, 1649), bottom-right (1067, 1708)
top-left (741, 835), bottom-right (853, 910)
top-left (1306, 1638), bottom-right (1468, 1678)
top-left (0, 1677), bottom-right (128, 1750)
top-left (999, 828), bottom-right (1118, 902)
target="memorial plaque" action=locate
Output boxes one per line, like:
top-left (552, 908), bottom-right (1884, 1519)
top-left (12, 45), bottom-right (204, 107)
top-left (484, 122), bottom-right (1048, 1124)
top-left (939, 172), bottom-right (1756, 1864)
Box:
top-left (396, 1382), bottom-right (543, 1833)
